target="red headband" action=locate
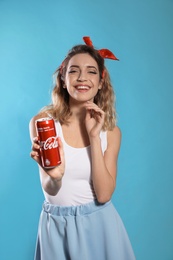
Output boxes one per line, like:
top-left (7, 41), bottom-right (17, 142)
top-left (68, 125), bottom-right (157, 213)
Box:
top-left (83, 36), bottom-right (119, 61)
top-left (59, 36), bottom-right (119, 75)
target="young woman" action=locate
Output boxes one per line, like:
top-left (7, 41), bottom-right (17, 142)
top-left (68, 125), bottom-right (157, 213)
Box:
top-left (30, 37), bottom-right (135, 260)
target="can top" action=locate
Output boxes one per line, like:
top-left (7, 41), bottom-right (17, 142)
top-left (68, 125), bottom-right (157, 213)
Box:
top-left (36, 117), bottom-right (52, 122)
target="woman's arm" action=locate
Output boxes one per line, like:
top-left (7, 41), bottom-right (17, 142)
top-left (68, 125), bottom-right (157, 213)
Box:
top-left (85, 101), bottom-right (121, 203)
top-left (29, 115), bottom-right (65, 196)
top-left (90, 126), bottom-right (121, 203)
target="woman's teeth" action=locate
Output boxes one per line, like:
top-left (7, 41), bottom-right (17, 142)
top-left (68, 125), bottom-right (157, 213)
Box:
top-left (76, 86), bottom-right (90, 90)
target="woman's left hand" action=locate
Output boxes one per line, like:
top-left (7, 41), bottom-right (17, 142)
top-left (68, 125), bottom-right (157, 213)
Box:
top-left (84, 101), bottom-right (105, 137)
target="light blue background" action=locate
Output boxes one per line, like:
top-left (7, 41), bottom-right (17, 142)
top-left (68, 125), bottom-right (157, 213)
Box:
top-left (0, 0), bottom-right (173, 259)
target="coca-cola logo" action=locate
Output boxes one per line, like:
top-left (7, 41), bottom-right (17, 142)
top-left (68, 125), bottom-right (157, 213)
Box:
top-left (40, 137), bottom-right (58, 150)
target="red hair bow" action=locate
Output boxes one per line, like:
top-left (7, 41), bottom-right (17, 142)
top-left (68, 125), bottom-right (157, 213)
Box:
top-left (83, 36), bottom-right (119, 61)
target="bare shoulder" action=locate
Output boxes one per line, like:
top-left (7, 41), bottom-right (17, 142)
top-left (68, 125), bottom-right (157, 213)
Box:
top-left (107, 126), bottom-right (122, 154)
top-left (107, 126), bottom-right (121, 143)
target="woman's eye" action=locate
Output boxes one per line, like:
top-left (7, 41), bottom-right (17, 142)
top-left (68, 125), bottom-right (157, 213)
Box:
top-left (88, 71), bottom-right (97, 74)
top-left (69, 70), bottom-right (77, 74)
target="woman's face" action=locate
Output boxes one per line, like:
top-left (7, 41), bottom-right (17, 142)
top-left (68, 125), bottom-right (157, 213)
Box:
top-left (64, 53), bottom-right (102, 103)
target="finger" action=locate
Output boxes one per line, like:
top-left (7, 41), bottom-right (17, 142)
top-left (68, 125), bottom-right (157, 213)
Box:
top-left (85, 103), bottom-right (99, 110)
top-left (31, 142), bottom-right (40, 151)
top-left (57, 137), bottom-right (63, 150)
top-left (85, 103), bottom-right (104, 114)
top-left (86, 108), bottom-right (105, 120)
top-left (30, 150), bottom-right (39, 157)
top-left (85, 105), bottom-right (104, 113)
top-left (57, 137), bottom-right (65, 163)
top-left (33, 136), bottom-right (39, 143)
top-left (30, 151), bottom-right (41, 165)
top-left (85, 108), bottom-right (93, 120)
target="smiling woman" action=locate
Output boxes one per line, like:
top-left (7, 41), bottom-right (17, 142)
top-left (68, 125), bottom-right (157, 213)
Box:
top-left (29, 37), bottom-right (136, 260)
top-left (45, 43), bottom-right (116, 130)
top-left (64, 53), bottom-right (102, 102)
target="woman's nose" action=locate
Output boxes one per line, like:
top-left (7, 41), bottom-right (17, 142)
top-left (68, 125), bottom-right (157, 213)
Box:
top-left (77, 71), bottom-right (87, 81)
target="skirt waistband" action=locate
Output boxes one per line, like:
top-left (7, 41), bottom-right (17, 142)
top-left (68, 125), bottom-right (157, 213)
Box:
top-left (43, 200), bottom-right (111, 216)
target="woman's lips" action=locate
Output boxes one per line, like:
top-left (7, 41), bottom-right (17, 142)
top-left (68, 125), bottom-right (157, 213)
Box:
top-left (75, 85), bottom-right (91, 91)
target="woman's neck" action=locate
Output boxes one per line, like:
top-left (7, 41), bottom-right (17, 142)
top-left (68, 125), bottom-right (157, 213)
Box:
top-left (68, 100), bottom-right (87, 123)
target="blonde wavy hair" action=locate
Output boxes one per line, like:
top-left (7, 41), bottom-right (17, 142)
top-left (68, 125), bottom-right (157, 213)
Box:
top-left (40, 44), bottom-right (117, 131)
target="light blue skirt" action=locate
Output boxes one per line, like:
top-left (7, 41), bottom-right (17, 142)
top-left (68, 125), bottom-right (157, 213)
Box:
top-left (35, 200), bottom-right (135, 260)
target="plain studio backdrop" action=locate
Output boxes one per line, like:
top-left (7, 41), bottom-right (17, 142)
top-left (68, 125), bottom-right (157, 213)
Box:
top-left (0, 0), bottom-right (173, 259)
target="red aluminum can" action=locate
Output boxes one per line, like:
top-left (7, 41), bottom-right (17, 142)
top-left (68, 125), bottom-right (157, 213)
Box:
top-left (35, 117), bottom-right (61, 168)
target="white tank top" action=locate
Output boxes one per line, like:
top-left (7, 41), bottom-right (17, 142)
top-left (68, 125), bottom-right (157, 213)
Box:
top-left (41, 121), bottom-right (107, 206)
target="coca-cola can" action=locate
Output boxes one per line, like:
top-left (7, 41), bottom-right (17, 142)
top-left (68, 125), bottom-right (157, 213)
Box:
top-left (35, 117), bottom-right (61, 168)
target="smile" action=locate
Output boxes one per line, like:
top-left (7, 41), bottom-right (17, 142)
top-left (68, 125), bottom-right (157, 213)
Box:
top-left (75, 85), bottom-right (90, 90)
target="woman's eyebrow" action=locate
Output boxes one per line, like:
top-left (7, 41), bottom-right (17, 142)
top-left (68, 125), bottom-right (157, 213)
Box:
top-left (69, 65), bottom-right (79, 69)
top-left (69, 65), bottom-right (98, 70)
top-left (87, 66), bottom-right (98, 70)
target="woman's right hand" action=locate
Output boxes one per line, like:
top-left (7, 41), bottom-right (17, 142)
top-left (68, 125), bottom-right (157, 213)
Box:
top-left (30, 136), bottom-right (65, 182)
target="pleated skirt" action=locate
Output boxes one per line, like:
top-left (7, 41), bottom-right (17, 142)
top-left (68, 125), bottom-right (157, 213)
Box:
top-left (35, 200), bottom-right (135, 260)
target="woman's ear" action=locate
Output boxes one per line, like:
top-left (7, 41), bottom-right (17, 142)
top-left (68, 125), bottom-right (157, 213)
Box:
top-left (98, 79), bottom-right (103, 90)
top-left (61, 75), bottom-right (65, 82)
